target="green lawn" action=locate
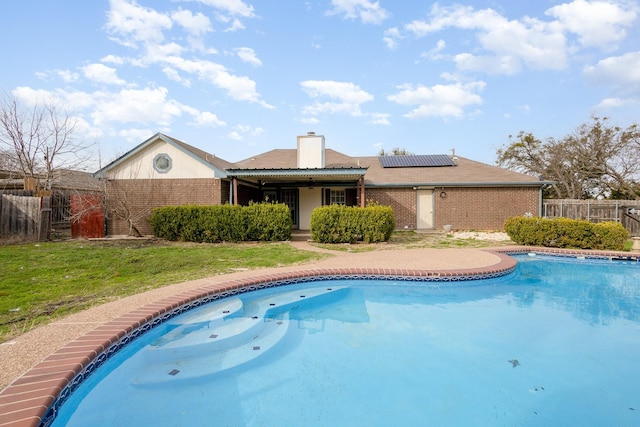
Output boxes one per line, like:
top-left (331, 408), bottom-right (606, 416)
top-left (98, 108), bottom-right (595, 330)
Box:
top-left (0, 240), bottom-right (326, 342)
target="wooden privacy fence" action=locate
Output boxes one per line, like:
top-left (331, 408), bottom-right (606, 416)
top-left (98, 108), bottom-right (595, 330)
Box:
top-left (0, 194), bottom-right (51, 242)
top-left (543, 199), bottom-right (640, 237)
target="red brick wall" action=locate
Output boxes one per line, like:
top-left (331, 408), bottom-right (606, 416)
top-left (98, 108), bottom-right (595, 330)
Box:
top-left (434, 187), bottom-right (540, 230)
top-left (366, 186), bottom-right (540, 231)
top-left (366, 187), bottom-right (417, 229)
top-left (106, 178), bottom-right (227, 236)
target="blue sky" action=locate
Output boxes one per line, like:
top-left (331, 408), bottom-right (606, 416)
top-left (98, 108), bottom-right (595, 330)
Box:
top-left (1, 0), bottom-right (639, 170)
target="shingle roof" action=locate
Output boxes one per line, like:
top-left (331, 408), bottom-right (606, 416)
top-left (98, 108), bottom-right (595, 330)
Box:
top-left (234, 149), bottom-right (360, 169)
top-left (96, 133), bottom-right (546, 187)
top-left (94, 133), bottom-right (234, 177)
top-left (165, 134), bottom-right (236, 171)
top-left (358, 155), bottom-right (544, 186)
top-left (234, 149), bottom-right (544, 186)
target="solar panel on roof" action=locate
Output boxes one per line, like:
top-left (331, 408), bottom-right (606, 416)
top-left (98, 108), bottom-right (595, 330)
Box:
top-left (379, 154), bottom-right (455, 168)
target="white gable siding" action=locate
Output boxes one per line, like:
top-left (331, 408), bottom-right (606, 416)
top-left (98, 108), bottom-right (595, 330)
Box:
top-left (107, 140), bottom-right (219, 180)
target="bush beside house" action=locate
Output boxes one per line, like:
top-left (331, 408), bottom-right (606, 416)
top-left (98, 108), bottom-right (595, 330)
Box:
top-left (150, 203), bottom-right (292, 242)
top-left (310, 204), bottom-right (395, 243)
top-left (504, 216), bottom-right (629, 251)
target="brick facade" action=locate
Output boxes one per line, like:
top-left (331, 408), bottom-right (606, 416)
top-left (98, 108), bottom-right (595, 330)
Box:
top-left (366, 187), bottom-right (417, 229)
top-left (106, 178), bottom-right (227, 236)
top-left (434, 186), bottom-right (540, 230)
top-left (366, 186), bottom-right (540, 231)
top-left (105, 178), bottom-right (540, 235)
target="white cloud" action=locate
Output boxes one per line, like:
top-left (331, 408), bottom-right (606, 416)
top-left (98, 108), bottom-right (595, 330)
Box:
top-left (35, 69), bottom-right (80, 83)
top-left (301, 80), bottom-right (374, 118)
top-left (161, 57), bottom-right (271, 107)
top-left (102, 1), bottom-right (271, 108)
top-left (171, 8), bottom-right (213, 50)
top-left (118, 128), bottom-right (156, 144)
top-left (387, 81), bottom-right (485, 119)
top-left (405, 4), bottom-right (569, 75)
top-left (82, 63), bottom-right (127, 86)
top-left (228, 131), bottom-right (242, 140)
top-left (139, 42), bottom-right (185, 65)
top-left (171, 9), bottom-right (212, 37)
top-left (421, 39), bottom-right (446, 61)
top-left (191, 111), bottom-right (226, 127)
top-left (106, 0), bottom-right (173, 47)
top-left (398, 1), bottom-right (639, 77)
top-left (223, 17), bottom-right (246, 32)
top-left (301, 80), bottom-right (374, 104)
top-left (546, 0), bottom-right (637, 49)
top-left (369, 113), bottom-right (390, 125)
top-left (584, 51), bottom-right (640, 106)
top-left (383, 27), bottom-right (401, 49)
top-left (327, 0), bottom-right (389, 25)
top-left (235, 47), bottom-right (262, 66)
top-left (162, 67), bottom-right (191, 86)
top-left (90, 87), bottom-right (184, 126)
top-left (593, 97), bottom-right (640, 110)
top-left (187, 0), bottom-right (255, 18)
top-left (583, 51), bottom-right (640, 88)
top-left (101, 54), bottom-right (126, 65)
top-left (300, 116), bottom-right (320, 124)
top-left (225, 124), bottom-right (264, 140)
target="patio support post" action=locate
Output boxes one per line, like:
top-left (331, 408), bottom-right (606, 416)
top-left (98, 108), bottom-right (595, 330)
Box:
top-left (360, 176), bottom-right (365, 207)
top-left (232, 177), bottom-right (238, 205)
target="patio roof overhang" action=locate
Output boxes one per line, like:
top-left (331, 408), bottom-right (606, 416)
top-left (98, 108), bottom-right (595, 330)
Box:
top-left (225, 167), bottom-right (368, 186)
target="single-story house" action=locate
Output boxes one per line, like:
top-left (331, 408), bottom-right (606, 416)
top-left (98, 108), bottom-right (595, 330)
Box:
top-left (95, 132), bottom-right (551, 236)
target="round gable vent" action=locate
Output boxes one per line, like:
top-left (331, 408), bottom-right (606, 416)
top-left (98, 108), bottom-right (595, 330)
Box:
top-left (153, 153), bottom-right (172, 173)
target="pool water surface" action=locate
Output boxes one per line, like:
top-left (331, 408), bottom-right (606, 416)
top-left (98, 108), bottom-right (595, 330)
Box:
top-left (52, 255), bottom-right (640, 426)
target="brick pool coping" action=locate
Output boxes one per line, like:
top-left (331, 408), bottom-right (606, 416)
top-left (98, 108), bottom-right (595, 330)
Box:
top-left (1, 247), bottom-right (638, 427)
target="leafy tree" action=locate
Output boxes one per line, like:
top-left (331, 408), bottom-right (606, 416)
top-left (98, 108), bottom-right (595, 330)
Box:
top-left (497, 117), bottom-right (640, 200)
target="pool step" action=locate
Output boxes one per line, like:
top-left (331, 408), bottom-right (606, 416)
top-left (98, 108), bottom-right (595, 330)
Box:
top-left (133, 285), bottom-right (348, 385)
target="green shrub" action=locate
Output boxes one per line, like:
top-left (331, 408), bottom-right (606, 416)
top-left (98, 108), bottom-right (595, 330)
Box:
top-left (592, 221), bottom-right (629, 250)
top-left (504, 216), bottom-right (629, 251)
top-left (310, 204), bottom-right (395, 244)
top-left (150, 203), bottom-right (292, 242)
top-left (244, 202), bottom-right (293, 241)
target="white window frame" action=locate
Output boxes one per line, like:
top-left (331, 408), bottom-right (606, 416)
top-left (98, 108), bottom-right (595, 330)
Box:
top-left (330, 189), bottom-right (346, 205)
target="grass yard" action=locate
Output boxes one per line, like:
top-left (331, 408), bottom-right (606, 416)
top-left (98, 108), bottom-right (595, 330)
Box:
top-left (0, 239), bottom-right (326, 342)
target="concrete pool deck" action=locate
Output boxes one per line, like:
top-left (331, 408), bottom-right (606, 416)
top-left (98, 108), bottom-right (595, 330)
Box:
top-left (1, 242), bottom-right (638, 427)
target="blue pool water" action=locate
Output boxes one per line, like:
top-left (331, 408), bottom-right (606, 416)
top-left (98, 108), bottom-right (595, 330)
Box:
top-left (52, 255), bottom-right (640, 426)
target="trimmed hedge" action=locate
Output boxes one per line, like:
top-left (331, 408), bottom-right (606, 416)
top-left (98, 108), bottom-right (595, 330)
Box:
top-left (504, 216), bottom-right (629, 251)
top-left (150, 203), bottom-right (292, 242)
top-left (310, 204), bottom-right (395, 244)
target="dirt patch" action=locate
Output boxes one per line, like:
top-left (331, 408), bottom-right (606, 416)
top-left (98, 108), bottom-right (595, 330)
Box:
top-left (451, 231), bottom-right (511, 241)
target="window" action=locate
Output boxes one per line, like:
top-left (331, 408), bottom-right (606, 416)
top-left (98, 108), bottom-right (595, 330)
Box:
top-left (330, 189), bottom-right (346, 205)
top-left (153, 153), bottom-right (172, 173)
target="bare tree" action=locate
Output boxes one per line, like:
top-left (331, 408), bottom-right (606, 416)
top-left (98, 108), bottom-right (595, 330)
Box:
top-left (379, 147), bottom-right (415, 156)
top-left (0, 94), bottom-right (92, 192)
top-left (98, 158), bottom-right (162, 237)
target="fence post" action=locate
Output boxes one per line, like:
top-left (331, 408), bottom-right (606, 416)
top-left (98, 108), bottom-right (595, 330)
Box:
top-left (39, 196), bottom-right (52, 241)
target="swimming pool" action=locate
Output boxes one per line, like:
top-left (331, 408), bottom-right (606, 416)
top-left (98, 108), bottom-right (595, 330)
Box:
top-left (50, 254), bottom-right (640, 426)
